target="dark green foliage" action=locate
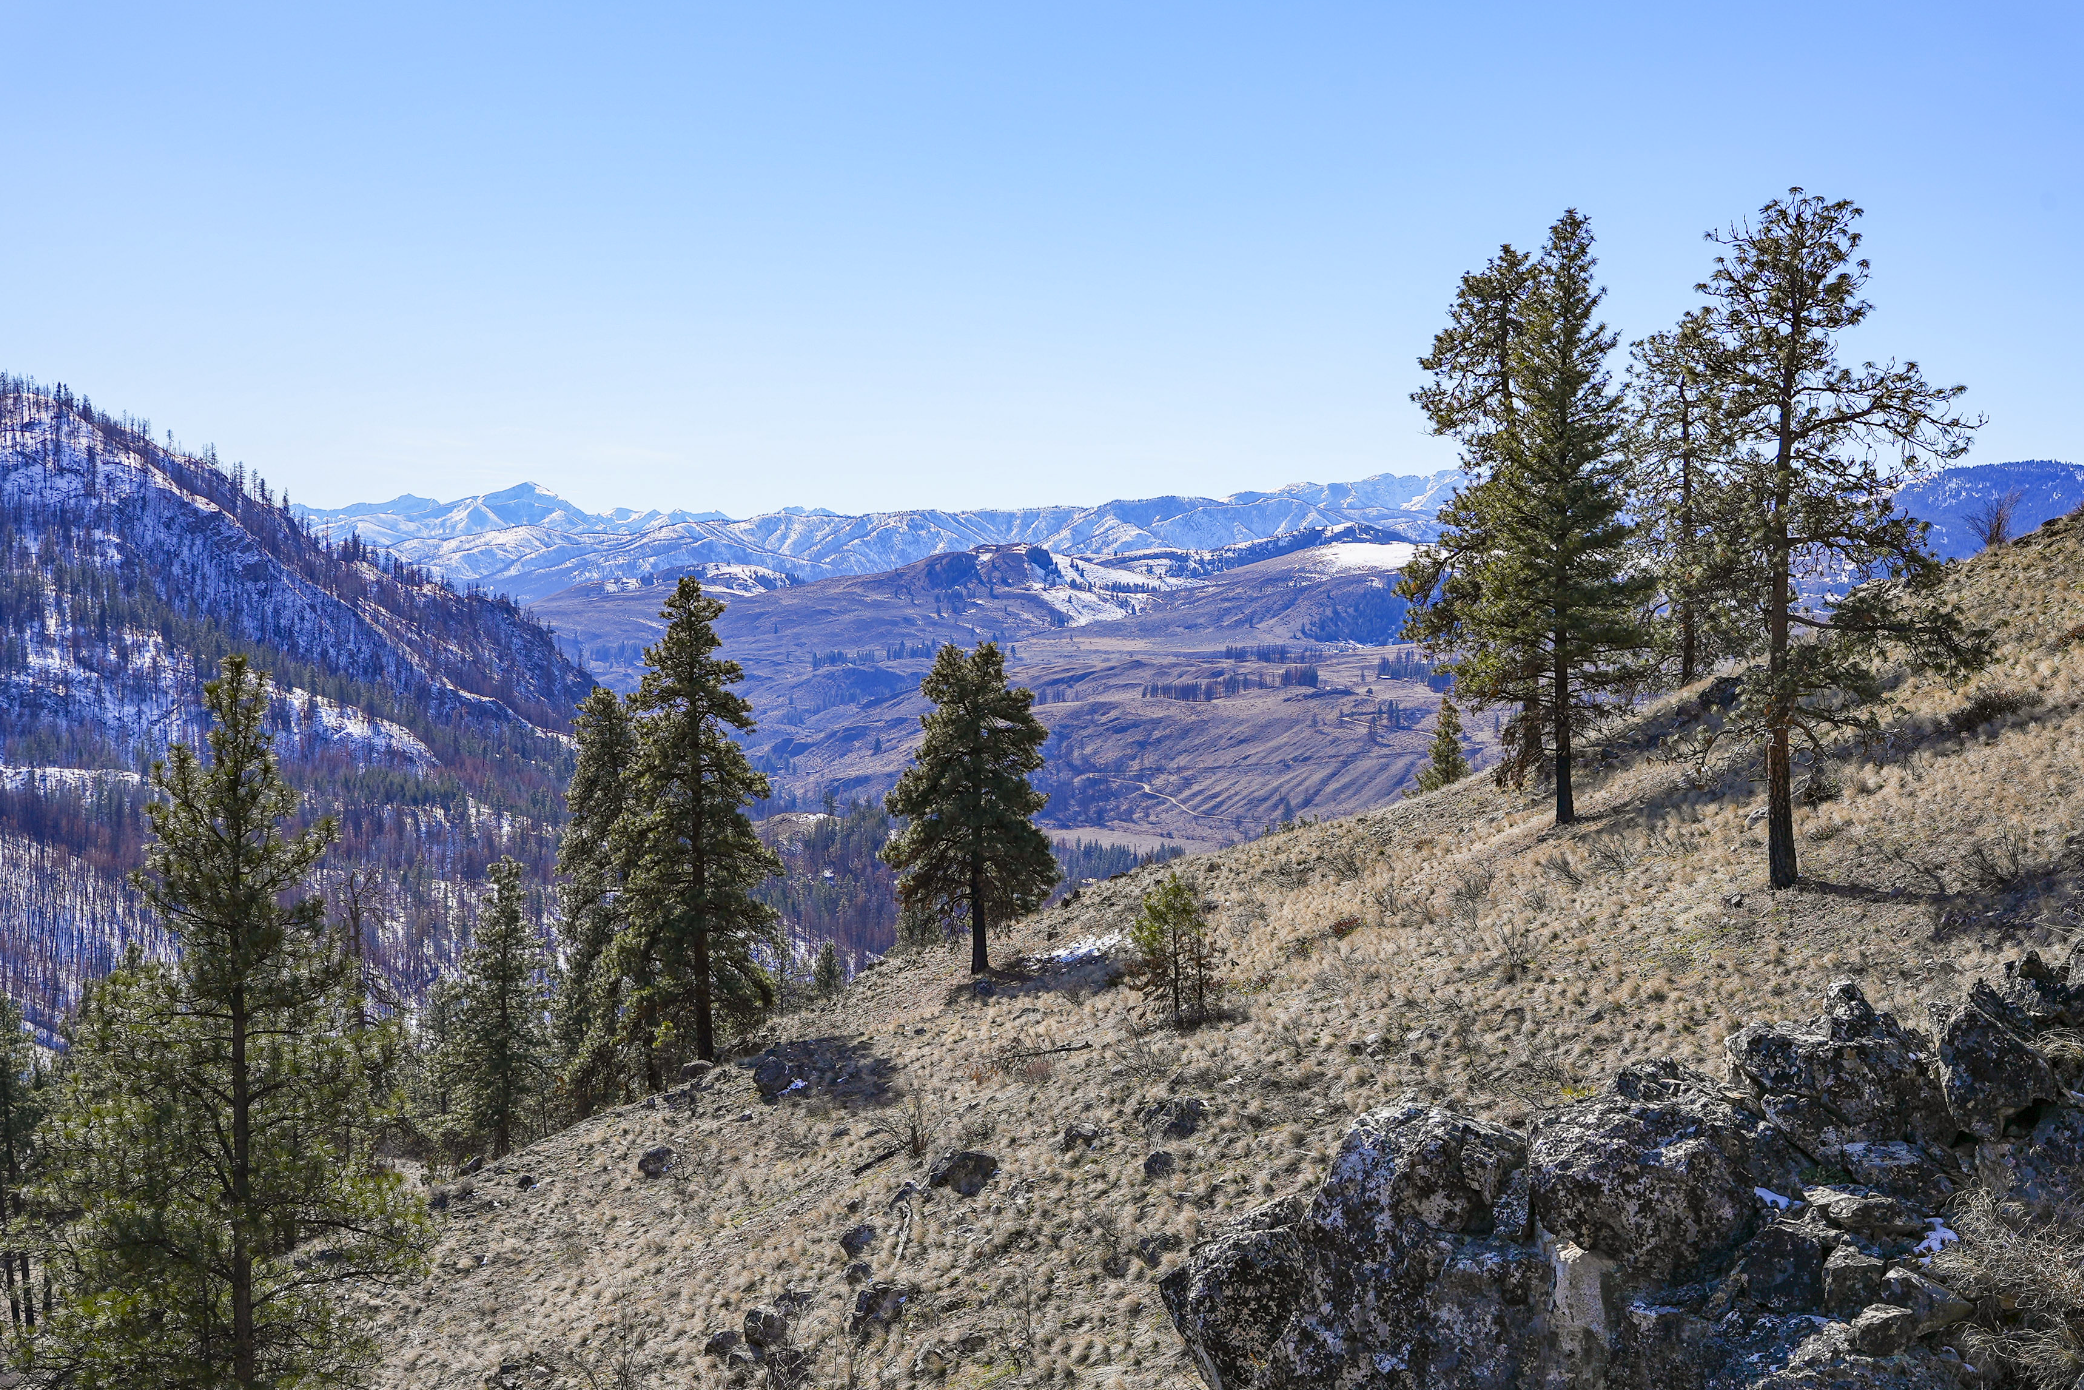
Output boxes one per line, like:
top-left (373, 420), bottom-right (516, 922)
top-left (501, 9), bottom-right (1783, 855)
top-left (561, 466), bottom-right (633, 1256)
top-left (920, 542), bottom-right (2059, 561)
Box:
top-left (1126, 874), bottom-right (1221, 1026)
top-left (1400, 211), bottom-right (1656, 824)
top-left (1627, 310), bottom-right (1755, 684)
top-left (1050, 838), bottom-right (1184, 900)
top-left (448, 858), bottom-right (550, 1159)
top-left (554, 687), bottom-right (633, 1113)
top-left (812, 941), bottom-right (844, 997)
top-left (1414, 695), bottom-right (1472, 794)
top-left (31, 657), bottom-right (427, 1388)
top-left (883, 643), bottom-right (1058, 974)
top-left (0, 999), bottom-right (48, 1341)
top-left (1689, 191), bottom-right (1990, 887)
top-left (588, 579), bottom-right (782, 1083)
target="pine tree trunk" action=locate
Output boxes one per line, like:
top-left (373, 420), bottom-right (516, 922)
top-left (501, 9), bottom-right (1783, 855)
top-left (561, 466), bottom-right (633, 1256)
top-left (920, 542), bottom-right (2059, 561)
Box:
top-left (1767, 401), bottom-right (1800, 891)
top-left (1553, 639), bottom-right (1575, 825)
top-left (231, 988), bottom-right (258, 1389)
top-left (969, 843), bottom-right (988, 975)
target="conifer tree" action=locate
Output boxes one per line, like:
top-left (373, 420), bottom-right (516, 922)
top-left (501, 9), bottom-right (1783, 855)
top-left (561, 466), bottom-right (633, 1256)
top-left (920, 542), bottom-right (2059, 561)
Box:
top-left (1689, 191), bottom-right (1989, 888)
top-left (613, 578), bottom-right (782, 1076)
top-left (813, 941), bottom-right (844, 998)
top-left (554, 687), bottom-right (632, 1109)
top-left (1127, 874), bottom-right (1218, 1026)
top-left (450, 857), bottom-right (550, 1159)
top-left (1399, 211), bottom-right (1655, 824)
top-left (1414, 694), bottom-right (1472, 793)
top-left (0, 1000), bottom-right (46, 1338)
top-left (1627, 309), bottom-right (1751, 684)
top-left (32, 656), bottom-right (426, 1389)
top-left (884, 643), bottom-right (1058, 974)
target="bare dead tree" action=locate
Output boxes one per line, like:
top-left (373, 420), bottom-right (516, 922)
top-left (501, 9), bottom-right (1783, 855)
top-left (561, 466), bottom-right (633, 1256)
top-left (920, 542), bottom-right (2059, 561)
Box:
top-left (1966, 488), bottom-right (2026, 550)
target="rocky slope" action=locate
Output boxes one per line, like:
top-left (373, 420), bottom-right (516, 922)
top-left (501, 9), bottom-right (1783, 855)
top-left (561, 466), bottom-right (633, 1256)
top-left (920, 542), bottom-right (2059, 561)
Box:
top-left (367, 503), bottom-right (2084, 1388)
top-left (0, 376), bottom-right (593, 1026)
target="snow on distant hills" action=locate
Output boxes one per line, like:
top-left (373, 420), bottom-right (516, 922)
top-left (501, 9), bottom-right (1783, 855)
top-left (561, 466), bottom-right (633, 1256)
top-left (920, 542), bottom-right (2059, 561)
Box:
top-left (296, 472), bottom-right (1463, 602)
top-left (299, 460), bottom-right (2078, 605)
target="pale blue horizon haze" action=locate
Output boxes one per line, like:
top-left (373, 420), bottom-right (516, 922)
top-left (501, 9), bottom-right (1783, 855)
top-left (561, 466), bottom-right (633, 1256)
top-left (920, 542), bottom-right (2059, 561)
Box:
top-left (2, 2), bottom-right (2077, 519)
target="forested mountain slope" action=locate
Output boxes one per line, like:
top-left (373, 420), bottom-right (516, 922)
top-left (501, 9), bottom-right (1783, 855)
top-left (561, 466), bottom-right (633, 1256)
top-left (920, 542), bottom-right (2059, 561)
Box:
top-left (0, 376), bottom-right (593, 1033)
top-left (366, 503), bottom-right (2084, 1387)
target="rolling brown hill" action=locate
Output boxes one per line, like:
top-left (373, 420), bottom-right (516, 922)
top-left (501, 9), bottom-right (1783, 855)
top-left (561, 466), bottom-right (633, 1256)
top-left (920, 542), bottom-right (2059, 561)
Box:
top-left (530, 530), bottom-right (1491, 848)
top-left (368, 507), bottom-right (2084, 1388)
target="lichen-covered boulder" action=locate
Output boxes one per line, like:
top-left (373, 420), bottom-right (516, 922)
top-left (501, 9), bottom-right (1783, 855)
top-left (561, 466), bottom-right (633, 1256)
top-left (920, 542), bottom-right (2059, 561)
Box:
top-left (1726, 1221), bottom-right (1828, 1312)
top-left (1929, 983), bottom-right (2059, 1141)
top-left (1724, 980), bottom-right (1952, 1157)
top-left (1805, 1186), bottom-right (1929, 1238)
top-left (1742, 1318), bottom-right (1965, 1389)
top-left (1309, 1105), bottom-right (1528, 1249)
top-left (1159, 1211), bottom-right (1309, 1390)
top-left (1878, 1265), bottom-right (1974, 1336)
top-left (925, 1150), bottom-right (998, 1197)
top-left (1530, 1060), bottom-right (1805, 1281)
top-left (1990, 949), bottom-right (2084, 1030)
top-left (1975, 1103), bottom-right (2084, 1218)
top-left (1835, 1139), bottom-right (1962, 1210)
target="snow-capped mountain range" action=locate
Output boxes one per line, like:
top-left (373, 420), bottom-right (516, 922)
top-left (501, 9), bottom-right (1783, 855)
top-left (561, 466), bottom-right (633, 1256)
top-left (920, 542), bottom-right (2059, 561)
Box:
top-left (299, 460), bottom-right (2081, 605)
top-left (295, 473), bottom-right (1465, 603)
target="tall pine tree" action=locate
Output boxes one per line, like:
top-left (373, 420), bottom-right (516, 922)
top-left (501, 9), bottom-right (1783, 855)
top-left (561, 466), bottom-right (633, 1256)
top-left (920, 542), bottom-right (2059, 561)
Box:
top-left (553, 686), bottom-right (633, 1110)
top-left (612, 578), bottom-right (781, 1076)
top-left (884, 643), bottom-right (1058, 974)
top-left (1413, 694), bottom-right (1472, 793)
top-left (32, 657), bottom-right (426, 1389)
top-left (449, 857), bottom-right (550, 1160)
top-left (0, 1000), bottom-right (46, 1340)
top-left (1691, 191), bottom-right (1989, 888)
top-left (1399, 211), bottom-right (1654, 824)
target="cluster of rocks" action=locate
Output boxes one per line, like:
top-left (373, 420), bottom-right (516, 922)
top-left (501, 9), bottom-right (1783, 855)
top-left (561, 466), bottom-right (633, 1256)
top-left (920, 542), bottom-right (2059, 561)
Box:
top-left (701, 1291), bottom-right (818, 1386)
top-left (741, 1037), bottom-right (894, 1103)
top-left (1163, 956), bottom-right (2084, 1388)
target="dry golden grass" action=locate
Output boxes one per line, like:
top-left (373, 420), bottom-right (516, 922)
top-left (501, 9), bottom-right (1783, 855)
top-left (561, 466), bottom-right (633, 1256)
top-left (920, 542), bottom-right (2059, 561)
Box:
top-left (369, 508), bottom-right (2084, 1389)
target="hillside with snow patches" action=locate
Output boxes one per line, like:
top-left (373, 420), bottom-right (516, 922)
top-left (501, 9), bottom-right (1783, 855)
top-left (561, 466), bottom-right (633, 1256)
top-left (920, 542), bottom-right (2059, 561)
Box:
top-left (0, 376), bottom-right (593, 1035)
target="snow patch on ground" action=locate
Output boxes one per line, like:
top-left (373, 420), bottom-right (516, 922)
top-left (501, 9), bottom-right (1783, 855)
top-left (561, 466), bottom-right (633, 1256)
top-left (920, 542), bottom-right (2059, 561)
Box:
top-left (1306, 542), bottom-right (1417, 575)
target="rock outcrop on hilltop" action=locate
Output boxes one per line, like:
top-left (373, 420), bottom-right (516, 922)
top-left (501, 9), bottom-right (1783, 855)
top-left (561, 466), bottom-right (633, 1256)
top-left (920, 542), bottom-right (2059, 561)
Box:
top-left (1163, 957), bottom-right (2084, 1389)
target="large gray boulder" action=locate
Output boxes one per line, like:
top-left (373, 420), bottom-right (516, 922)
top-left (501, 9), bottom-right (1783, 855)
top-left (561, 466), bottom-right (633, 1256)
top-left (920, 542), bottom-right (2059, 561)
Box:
top-left (1530, 1060), bottom-right (1805, 1282)
top-left (1930, 982), bottom-right (2059, 1141)
top-left (1975, 1103), bottom-right (2084, 1217)
top-left (1724, 980), bottom-right (1953, 1159)
top-left (1159, 1208), bottom-right (1310, 1390)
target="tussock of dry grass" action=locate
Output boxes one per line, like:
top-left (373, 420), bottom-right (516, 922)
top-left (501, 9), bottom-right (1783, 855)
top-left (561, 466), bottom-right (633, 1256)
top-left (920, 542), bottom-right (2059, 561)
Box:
top-left (370, 509), bottom-right (2084, 1389)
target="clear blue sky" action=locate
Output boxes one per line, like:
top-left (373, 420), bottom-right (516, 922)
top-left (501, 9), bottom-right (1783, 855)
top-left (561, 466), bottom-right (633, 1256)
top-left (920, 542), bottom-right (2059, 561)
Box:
top-left (4, 2), bottom-right (2076, 518)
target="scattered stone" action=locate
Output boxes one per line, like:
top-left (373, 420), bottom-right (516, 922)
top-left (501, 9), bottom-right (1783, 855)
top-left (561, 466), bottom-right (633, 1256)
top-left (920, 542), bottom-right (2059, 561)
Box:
top-left (742, 1304), bottom-right (790, 1349)
top-left (838, 1223), bottom-right (878, 1258)
top-left (1159, 1203), bottom-right (1309, 1390)
top-left (752, 1055), bottom-right (795, 1098)
top-left (514, 1173), bottom-right (536, 1190)
top-left (636, 1145), bottom-right (673, 1179)
top-left (1849, 1303), bottom-right (1918, 1357)
top-left (1137, 1232), bottom-right (1182, 1266)
top-left (702, 1329), bottom-right (741, 1359)
top-left (1141, 1097), bottom-right (1207, 1140)
top-left (457, 1155), bottom-right (484, 1177)
top-left (1143, 1151), bottom-right (1176, 1179)
top-left (1805, 1186), bottom-right (1928, 1238)
top-left (1727, 1222), bottom-right (1827, 1312)
top-left (1061, 1122), bottom-right (1107, 1151)
top-left (1823, 1244), bottom-right (1886, 1317)
top-left (843, 1260), bottom-right (872, 1286)
top-left (1879, 1265), bottom-right (1975, 1335)
top-left (926, 1150), bottom-right (998, 1197)
top-left (680, 1059), bottom-right (714, 1083)
top-left (848, 1281), bottom-right (913, 1337)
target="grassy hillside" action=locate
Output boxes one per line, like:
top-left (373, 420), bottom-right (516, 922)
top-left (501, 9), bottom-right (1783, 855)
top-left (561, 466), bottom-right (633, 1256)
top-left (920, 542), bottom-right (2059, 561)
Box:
top-left (369, 506), bottom-right (2084, 1389)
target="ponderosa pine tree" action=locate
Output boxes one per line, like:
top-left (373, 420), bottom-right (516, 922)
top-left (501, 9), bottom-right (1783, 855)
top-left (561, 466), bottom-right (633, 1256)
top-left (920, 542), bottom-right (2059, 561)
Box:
top-left (1127, 874), bottom-right (1218, 1027)
top-left (1627, 309), bottom-right (1752, 684)
top-left (1413, 693), bottom-right (1472, 793)
top-left (554, 686), bottom-right (633, 1110)
top-left (612, 578), bottom-right (781, 1076)
top-left (1399, 211), bottom-right (1655, 824)
top-left (1692, 191), bottom-right (1989, 888)
top-left (883, 643), bottom-right (1057, 974)
top-left (449, 857), bottom-right (550, 1159)
top-left (813, 941), bottom-right (844, 998)
top-left (0, 1000), bottom-right (46, 1339)
top-left (32, 656), bottom-right (425, 1389)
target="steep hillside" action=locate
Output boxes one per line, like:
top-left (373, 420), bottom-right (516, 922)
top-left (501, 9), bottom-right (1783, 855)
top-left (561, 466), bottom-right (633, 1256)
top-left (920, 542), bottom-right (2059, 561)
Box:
top-left (533, 529), bottom-right (1485, 846)
top-left (0, 376), bottom-right (594, 1028)
top-left (367, 509), bottom-right (2084, 1386)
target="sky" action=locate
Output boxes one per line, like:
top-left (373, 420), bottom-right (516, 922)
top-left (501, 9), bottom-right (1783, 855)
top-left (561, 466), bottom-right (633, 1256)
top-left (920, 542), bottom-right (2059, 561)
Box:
top-left (3, 2), bottom-right (2077, 519)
